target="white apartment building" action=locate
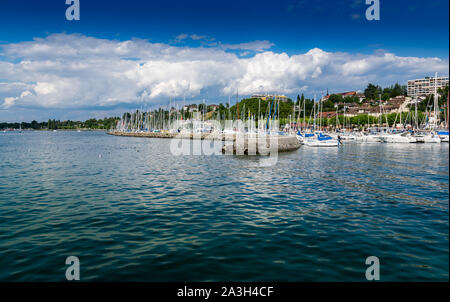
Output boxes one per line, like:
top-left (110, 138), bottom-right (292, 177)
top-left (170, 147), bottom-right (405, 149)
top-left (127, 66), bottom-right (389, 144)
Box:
top-left (407, 75), bottom-right (449, 98)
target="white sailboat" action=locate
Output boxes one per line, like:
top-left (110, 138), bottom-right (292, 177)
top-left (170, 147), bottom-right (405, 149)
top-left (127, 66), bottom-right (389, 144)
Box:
top-left (411, 73), bottom-right (442, 143)
top-left (353, 132), bottom-right (382, 143)
top-left (303, 133), bottom-right (339, 147)
top-left (379, 132), bottom-right (417, 143)
top-left (423, 133), bottom-right (441, 143)
top-left (437, 131), bottom-right (449, 142)
top-left (413, 131), bottom-right (441, 143)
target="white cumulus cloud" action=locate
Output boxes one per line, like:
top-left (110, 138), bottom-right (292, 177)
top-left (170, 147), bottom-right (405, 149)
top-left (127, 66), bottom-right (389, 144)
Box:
top-left (0, 33), bottom-right (448, 119)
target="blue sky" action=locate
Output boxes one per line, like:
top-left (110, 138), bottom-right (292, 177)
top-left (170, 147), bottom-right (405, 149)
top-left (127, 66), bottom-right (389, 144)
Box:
top-left (1, 0), bottom-right (448, 56)
top-left (0, 0), bottom-right (449, 121)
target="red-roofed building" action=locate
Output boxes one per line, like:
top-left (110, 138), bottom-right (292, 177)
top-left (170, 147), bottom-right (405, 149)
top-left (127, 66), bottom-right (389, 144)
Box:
top-left (322, 91), bottom-right (365, 102)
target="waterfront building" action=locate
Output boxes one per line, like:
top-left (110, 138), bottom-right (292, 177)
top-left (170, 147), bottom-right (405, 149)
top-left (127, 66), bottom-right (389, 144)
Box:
top-left (407, 76), bottom-right (449, 98)
top-left (344, 96), bottom-right (411, 117)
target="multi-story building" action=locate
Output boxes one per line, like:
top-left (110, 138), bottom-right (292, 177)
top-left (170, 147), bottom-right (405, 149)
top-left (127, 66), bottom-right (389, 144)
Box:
top-left (251, 94), bottom-right (290, 102)
top-left (407, 76), bottom-right (449, 98)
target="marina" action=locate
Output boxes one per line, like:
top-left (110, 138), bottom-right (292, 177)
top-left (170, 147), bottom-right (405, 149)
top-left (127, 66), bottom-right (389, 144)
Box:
top-left (107, 72), bottom-right (449, 151)
top-left (107, 92), bottom-right (449, 149)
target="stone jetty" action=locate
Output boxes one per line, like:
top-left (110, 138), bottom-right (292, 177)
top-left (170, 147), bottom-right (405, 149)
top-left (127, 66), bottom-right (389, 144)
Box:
top-left (107, 131), bottom-right (301, 154)
top-left (221, 135), bottom-right (301, 155)
top-left (107, 131), bottom-right (225, 140)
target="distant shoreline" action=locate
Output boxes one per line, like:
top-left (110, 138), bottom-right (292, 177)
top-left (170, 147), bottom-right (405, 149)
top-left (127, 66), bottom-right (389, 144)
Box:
top-left (1, 129), bottom-right (108, 132)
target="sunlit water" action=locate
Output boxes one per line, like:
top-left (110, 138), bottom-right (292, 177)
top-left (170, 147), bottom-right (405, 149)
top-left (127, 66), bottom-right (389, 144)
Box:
top-left (0, 131), bottom-right (448, 281)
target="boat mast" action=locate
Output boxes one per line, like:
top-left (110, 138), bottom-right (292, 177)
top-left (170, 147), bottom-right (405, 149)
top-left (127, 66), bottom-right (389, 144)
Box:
top-left (303, 95), bottom-right (306, 132)
top-left (379, 94), bottom-right (382, 130)
top-left (313, 94), bottom-right (316, 132)
top-left (367, 110), bottom-right (369, 132)
top-left (434, 72), bottom-right (438, 129)
top-left (447, 87), bottom-right (450, 130)
top-left (258, 98), bottom-right (261, 128)
top-left (343, 101), bottom-right (346, 131)
top-left (236, 88), bottom-right (239, 121)
top-left (318, 96), bottom-right (321, 132)
top-left (337, 106), bottom-right (339, 132)
top-left (415, 97), bottom-right (418, 129)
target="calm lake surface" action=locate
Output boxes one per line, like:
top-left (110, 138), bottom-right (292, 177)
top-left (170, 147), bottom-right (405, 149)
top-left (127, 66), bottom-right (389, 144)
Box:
top-left (0, 131), bottom-right (448, 281)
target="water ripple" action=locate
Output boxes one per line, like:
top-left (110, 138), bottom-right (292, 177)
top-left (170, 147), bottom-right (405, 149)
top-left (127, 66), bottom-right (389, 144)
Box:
top-left (0, 131), bottom-right (448, 281)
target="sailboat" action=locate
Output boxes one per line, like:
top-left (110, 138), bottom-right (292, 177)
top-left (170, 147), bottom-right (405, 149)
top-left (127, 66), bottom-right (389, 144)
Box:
top-left (296, 131), bottom-right (314, 144)
top-left (437, 131), bottom-right (449, 142)
top-left (423, 132), bottom-right (441, 143)
top-left (353, 131), bottom-right (382, 143)
top-left (412, 73), bottom-right (442, 143)
top-left (379, 131), bottom-right (417, 143)
top-left (301, 96), bottom-right (339, 147)
top-left (303, 133), bottom-right (339, 147)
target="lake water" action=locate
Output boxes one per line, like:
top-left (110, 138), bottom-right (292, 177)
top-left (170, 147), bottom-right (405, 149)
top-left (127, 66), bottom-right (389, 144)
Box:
top-left (0, 131), bottom-right (448, 281)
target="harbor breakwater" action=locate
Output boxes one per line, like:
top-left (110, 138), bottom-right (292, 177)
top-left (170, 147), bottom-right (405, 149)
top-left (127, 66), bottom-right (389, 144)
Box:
top-left (107, 131), bottom-right (301, 154)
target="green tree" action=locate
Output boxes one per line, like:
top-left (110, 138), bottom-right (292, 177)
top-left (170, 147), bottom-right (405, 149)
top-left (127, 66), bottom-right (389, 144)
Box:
top-left (328, 94), bottom-right (344, 103)
top-left (364, 83), bottom-right (382, 101)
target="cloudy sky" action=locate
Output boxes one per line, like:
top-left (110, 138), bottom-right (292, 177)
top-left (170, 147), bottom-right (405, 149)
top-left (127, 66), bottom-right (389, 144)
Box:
top-left (0, 0), bottom-right (448, 122)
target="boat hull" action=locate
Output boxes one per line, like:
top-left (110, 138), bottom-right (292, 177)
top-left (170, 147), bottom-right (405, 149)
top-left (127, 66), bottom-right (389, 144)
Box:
top-left (304, 140), bottom-right (339, 147)
top-left (380, 134), bottom-right (416, 143)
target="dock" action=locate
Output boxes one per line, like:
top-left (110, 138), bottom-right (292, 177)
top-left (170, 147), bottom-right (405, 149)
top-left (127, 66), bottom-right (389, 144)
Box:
top-left (107, 131), bottom-right (301, 154)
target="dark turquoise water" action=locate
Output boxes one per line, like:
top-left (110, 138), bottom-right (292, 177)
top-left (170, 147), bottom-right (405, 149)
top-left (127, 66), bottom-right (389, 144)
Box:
top-left (0, 131), bottom-right (448, 281)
